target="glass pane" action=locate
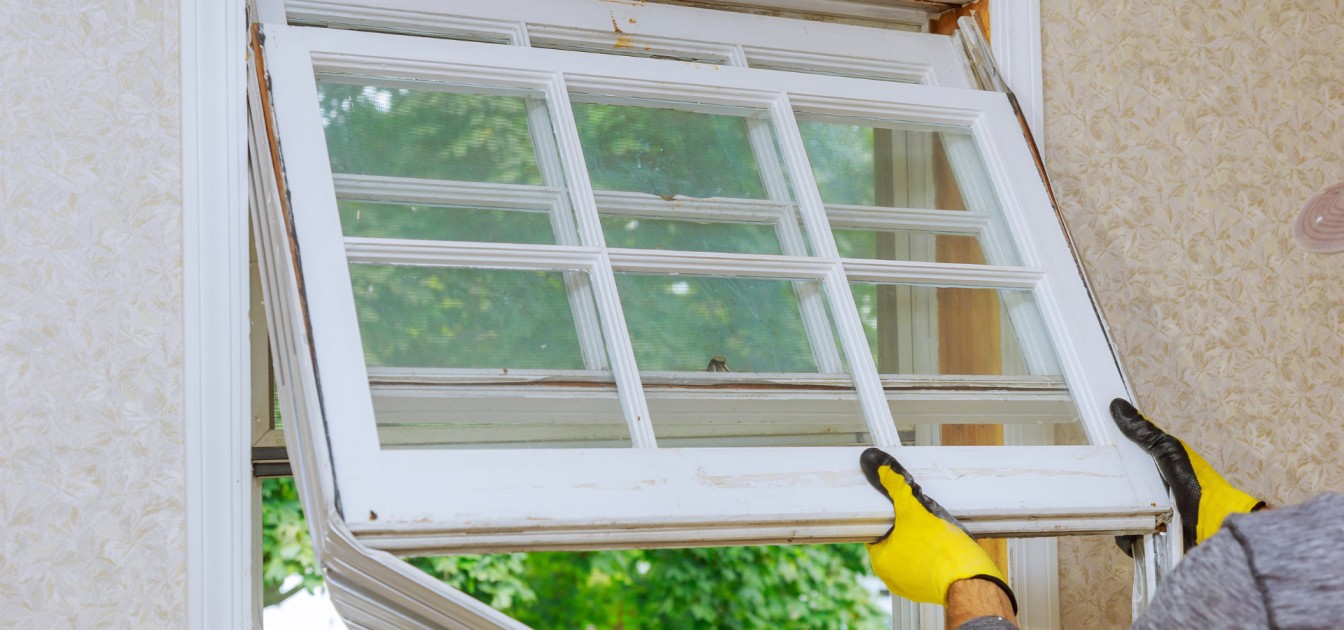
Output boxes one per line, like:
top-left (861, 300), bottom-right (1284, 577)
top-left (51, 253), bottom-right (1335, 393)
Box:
top-left (339, 201), bottom-right (556, 245)
top-left (798, 117), bottom-right (1021, 266)
top-left (599, 216), bottom-right (783, 255)
top-left (850, 282), bottom-right (1060, 376)
top-left (618, 274), bottom-right (821, 373)
top-left (351, 266), bottom-right (589, 369)
top-left (799, 120), bottom-right (971, 209)
top-left (318, 81), bottom-right (546, 184)
top-left (574, 101), bottom-right (769, 199)
top-left (834, 230), bottom-right (990, 264)
top-left (350, 265), bottom-right (627, 449)
top-left (617, 273), bottom-right (869, 447)
top-left (849, 281), bottom-right (1085, 445)
top-left (372, 388), bottom-right (629, 449)
top-left (575, 99), bottom-right (808, 255)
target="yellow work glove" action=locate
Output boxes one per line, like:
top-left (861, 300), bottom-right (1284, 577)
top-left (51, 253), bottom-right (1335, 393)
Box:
top-left (860, 448), bottom-right (1016, 612)
top-left (1110, 399), bottom-right (1265, 549)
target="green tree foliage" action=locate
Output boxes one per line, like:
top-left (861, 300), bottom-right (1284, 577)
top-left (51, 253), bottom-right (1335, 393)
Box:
top-left (261, 477), bottom-right (324, 607)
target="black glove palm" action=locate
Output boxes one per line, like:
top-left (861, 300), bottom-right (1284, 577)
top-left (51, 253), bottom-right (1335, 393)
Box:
top-left (1110, 398), bottom-right (1263, 552)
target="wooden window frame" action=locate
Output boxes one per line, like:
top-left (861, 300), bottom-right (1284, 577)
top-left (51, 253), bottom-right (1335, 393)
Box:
top-left (258, 21), bottom-right (1168, 549)
top-left (189, 1), bottom-right (1179, 628)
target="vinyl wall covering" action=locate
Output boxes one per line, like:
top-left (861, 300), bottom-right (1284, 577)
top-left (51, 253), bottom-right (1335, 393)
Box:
top-left (0, 1), bottom-right (185, 626)
top-left (1041, 1), bottom-right (1344, 626)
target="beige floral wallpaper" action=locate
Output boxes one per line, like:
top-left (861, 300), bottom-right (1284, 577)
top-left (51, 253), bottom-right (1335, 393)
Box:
top-left (0, 0), bottom-right (184, 626)
top-left (1041, 1), bottom-right (1344, 626)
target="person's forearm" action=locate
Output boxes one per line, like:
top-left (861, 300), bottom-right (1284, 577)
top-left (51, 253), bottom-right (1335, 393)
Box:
top-left (947, 578), bottom-right (1017, 628)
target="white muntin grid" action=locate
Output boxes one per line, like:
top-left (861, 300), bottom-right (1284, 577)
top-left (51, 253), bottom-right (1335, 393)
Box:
top-left (241, 3), bottom-right (1178, 627)
top-left (304, 40), bottom-right (1049, 452)
top-left (259, 22), bottom-right (1167, 552)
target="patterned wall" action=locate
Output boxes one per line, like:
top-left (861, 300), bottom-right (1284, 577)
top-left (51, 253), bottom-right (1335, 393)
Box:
top-left (1041, 1), bottom-right (1344, 626)
top-left (0, 1), bottom-right (184, 626)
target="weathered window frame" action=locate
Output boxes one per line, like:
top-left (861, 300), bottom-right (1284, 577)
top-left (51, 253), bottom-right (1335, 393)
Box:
top-left (259, 20), bottom-right (1168, 544)
top-left (194, 2), bottom-right (1182, 625)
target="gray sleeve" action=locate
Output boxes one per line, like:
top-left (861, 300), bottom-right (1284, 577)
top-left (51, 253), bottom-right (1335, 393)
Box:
top-left (957, 616), bottom-right (1018, 630)
top-left (1130, 528), bottom-right (1268, 629)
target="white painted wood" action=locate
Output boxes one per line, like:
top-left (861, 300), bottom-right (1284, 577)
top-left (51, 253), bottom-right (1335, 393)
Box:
top-left (298, 28), bottom-right (991, 115)
top-left (608, 248), bottom-right (832, 278)
top-left (365, 384), bottom-right (1079, 443)
top-left (539, 72), bottom-right (658, 448)
top-left (366, 367), bottom-right (1069, 391)
top-left (892, 598), bottom-right (943, 630)
top-left (842, 258), bottom-right (1043, 288)
top-left (968, 101), bottom-right (1155, 467)
top-left (345, 445), bottom-right (1166, 552)
top-left (239, 4), bottom-right (1080, 623)
top-left (366, 512), bottom-right (1158, 558)
top-left (251, 43), bottom-right (526, 630)
top-left (334, 172), bottom-right (991, 236)
top-left (1006, 423), bottom-right (1061, 630)
top-left (745, 47), bottom-right (932, 84)
top-left (741, 101), bottom-right (844, 373)
top-left (768, 93), bottom-right (903, 448)
top-left (1010, 537), bottom-right (1060, 630)
top-left (344, 237), bottom-right (599, 270)
top-left (527, 25), bottom-right (737, 64)
top-left (253, 0), bottom-right (287, 24)
top-left (254, 15), bottom-right (1169, 574)
top-left (827, 204), bottom-right (987, 234)
top-left (665, 0), bottom-right (937, 24)
top-left (282, 0), bottom-right (968, 87)
top-left (263, 24), bottom-right (394, 526)
top-left (317, 71), bottom-right (540, 98)
top-left (333, 174), bottom-right (561, 212)
top-left (184, 0), bottom-right (252, 626)
top-left (588, 252), bottom-right (659, 448)
top-left (940, 132), bottom-right (1062, 384)
top-left (600, 192), bottom-right (788, 223)
top-left (989, 0), bottom-right (1043, 149)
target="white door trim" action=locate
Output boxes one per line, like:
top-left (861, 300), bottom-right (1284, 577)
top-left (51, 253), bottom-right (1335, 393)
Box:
top-left (182, 0), bottom-right (252, 627)
top-left (990, 0), bottom-right (1043, 147)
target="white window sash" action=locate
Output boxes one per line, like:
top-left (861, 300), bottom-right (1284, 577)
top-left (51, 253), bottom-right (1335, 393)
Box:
top-left (256, 23), bottom-right (1167, 557)
top-left (276, 0), bottom-right (965, 86)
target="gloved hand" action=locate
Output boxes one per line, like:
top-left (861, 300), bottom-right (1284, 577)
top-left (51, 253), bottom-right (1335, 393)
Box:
top-left (860, 447), bottom-right (1016, 613)
top-left (1110, 398), bottom-right (1265, 550)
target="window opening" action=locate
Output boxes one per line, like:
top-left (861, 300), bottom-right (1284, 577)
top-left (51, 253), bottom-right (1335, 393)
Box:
top-left (247, 3), bottom-right (1171, 626)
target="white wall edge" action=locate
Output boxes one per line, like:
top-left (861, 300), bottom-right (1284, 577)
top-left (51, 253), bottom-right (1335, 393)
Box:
top-left (183, 0), bottom-right (253, 627)
top-left (990, 0), bottom-right (1043, 151)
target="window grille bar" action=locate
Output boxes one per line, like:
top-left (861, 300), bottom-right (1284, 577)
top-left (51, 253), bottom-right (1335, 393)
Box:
top-left (740, 102), bottom-right (844, 373)
top-left (524, 94), bottom-right (610, 370)
top-left (768, 93), bottom-right (902, 447)
top-left (942, 132), bottom-right (1060, 376)
top-left (332, 173), bottom-right (562, 212)
top-left (842, 258), bottom-right (1043, 288)
top-left (343, 237), bottom-right (599, 270)
top-left (541, 73), bottom-right (658, 447)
